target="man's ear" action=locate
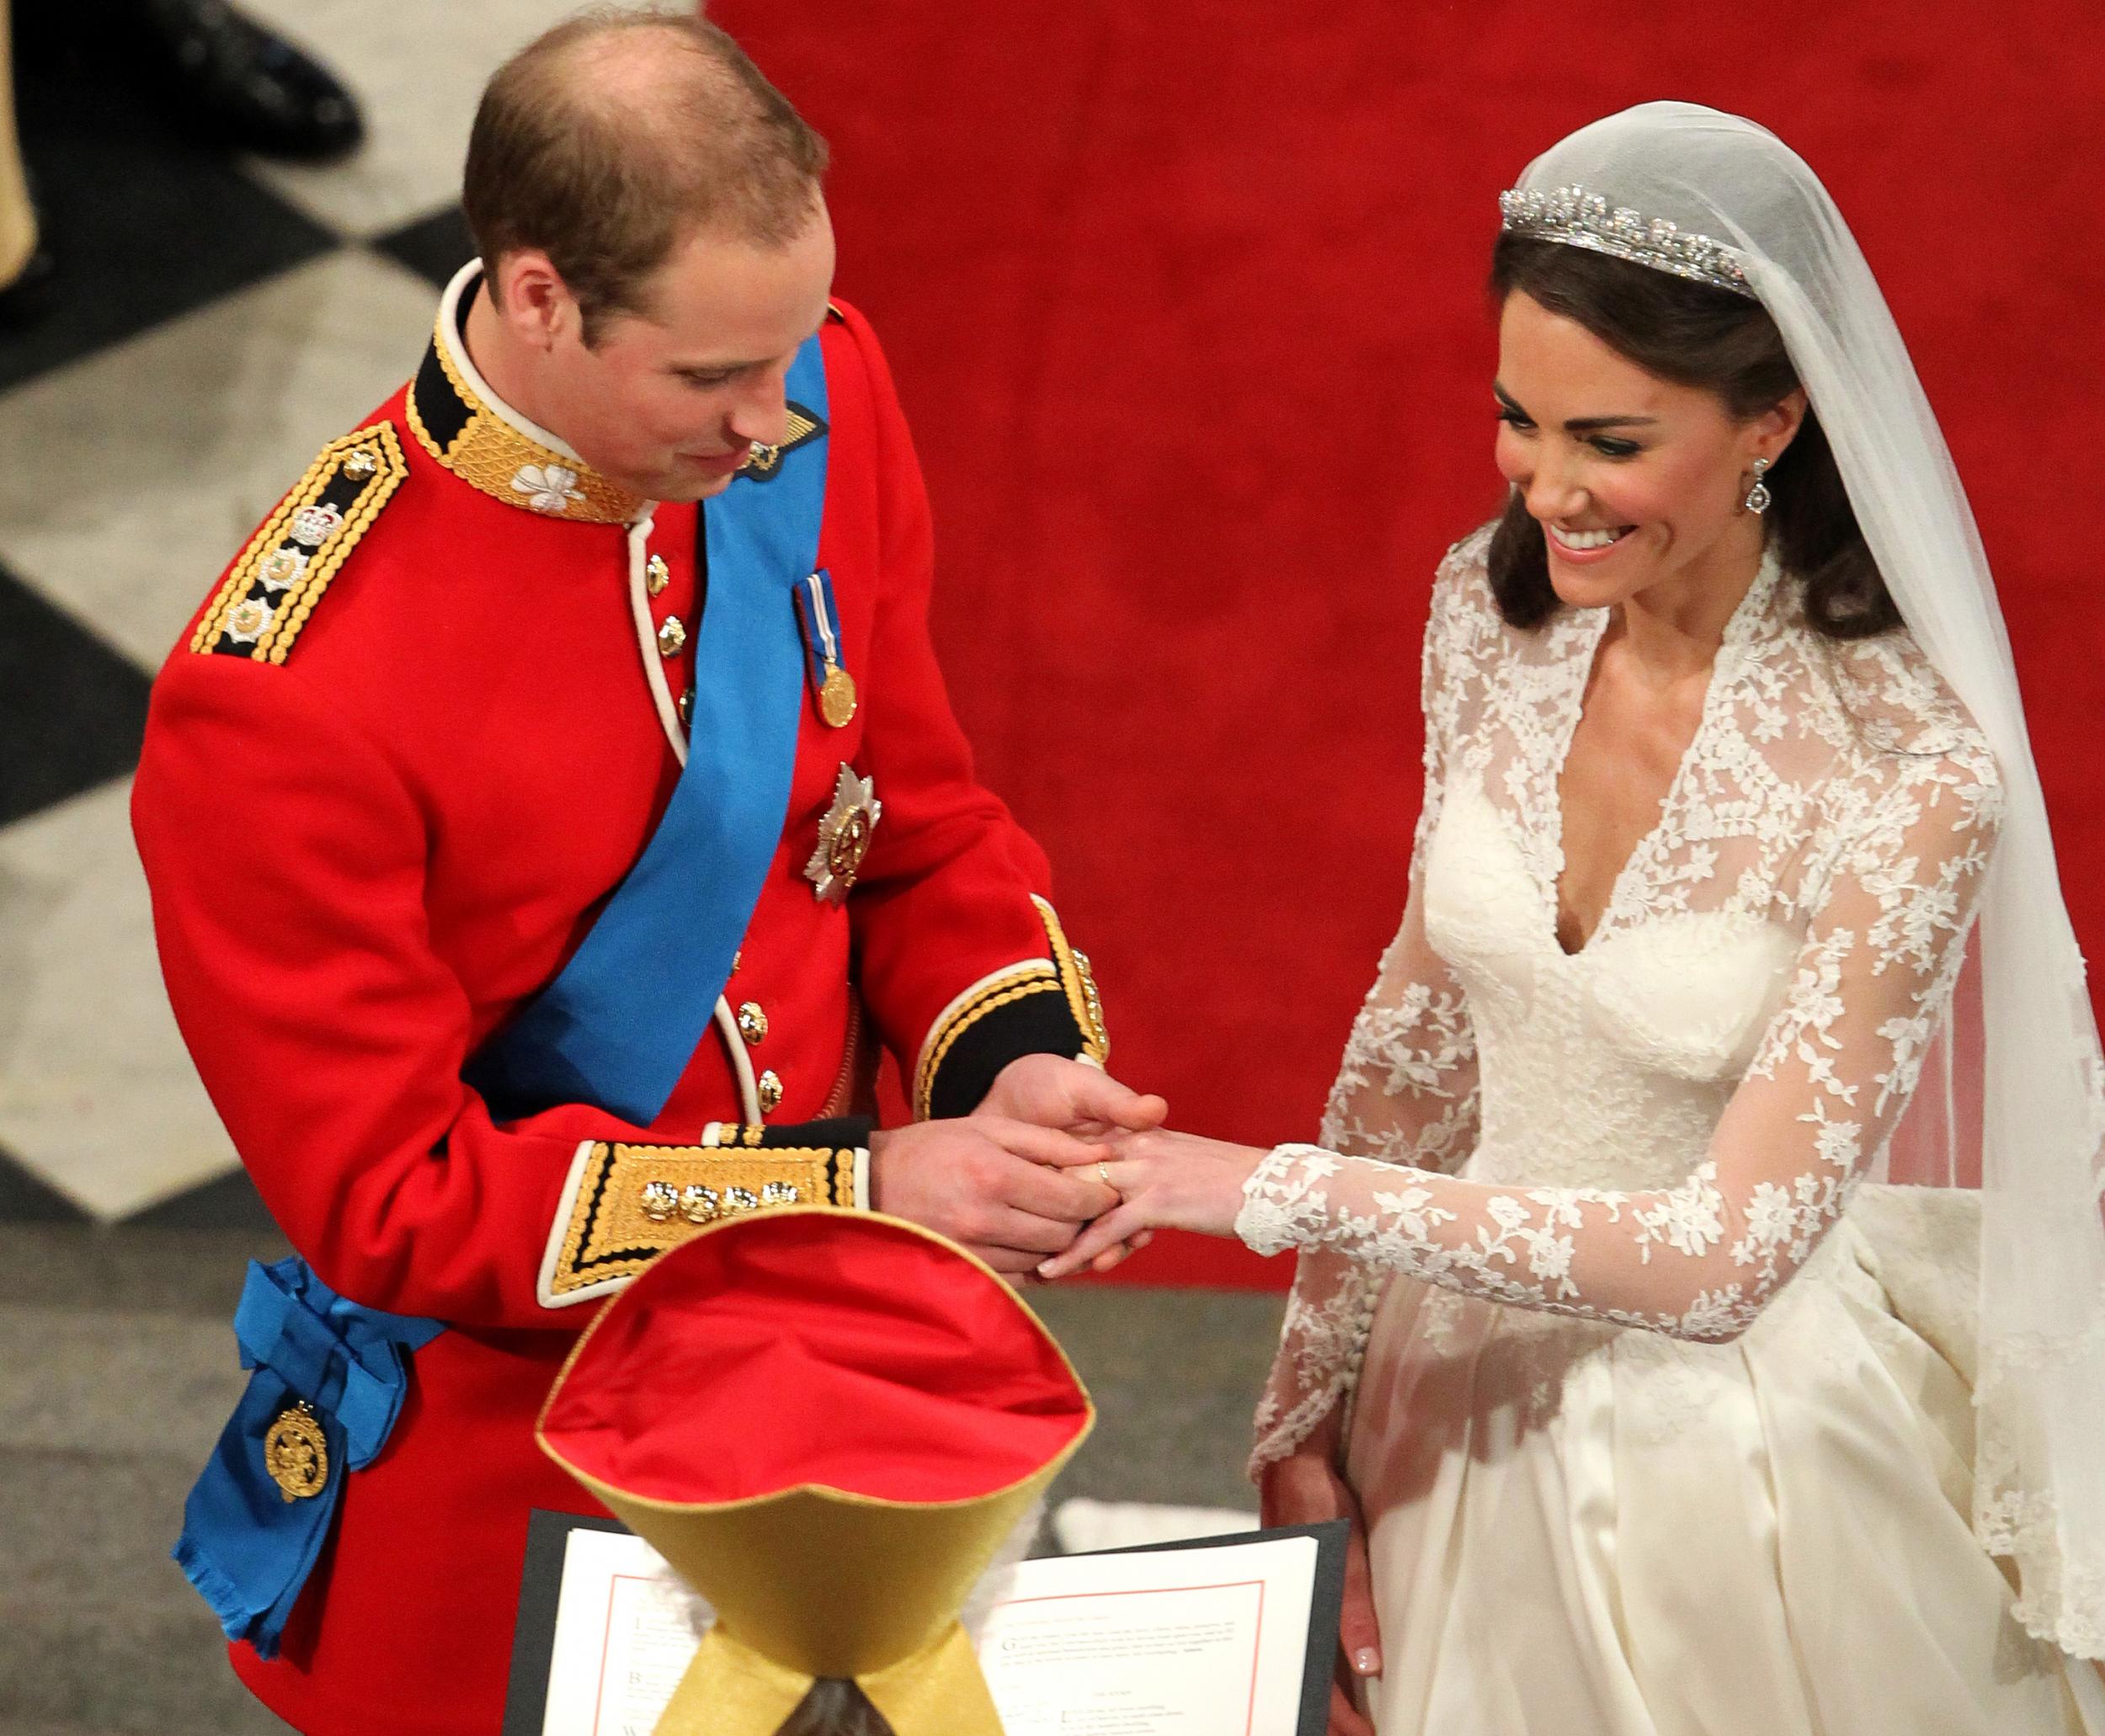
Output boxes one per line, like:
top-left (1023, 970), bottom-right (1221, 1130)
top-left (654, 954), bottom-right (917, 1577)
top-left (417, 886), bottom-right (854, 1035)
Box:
top-left (489, 249), bottom-right (575, 353)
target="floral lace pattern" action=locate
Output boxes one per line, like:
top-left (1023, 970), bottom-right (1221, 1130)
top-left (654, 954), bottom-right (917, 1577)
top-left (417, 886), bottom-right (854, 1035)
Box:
top-left (1248, 527), bottom-right (2002, 1475)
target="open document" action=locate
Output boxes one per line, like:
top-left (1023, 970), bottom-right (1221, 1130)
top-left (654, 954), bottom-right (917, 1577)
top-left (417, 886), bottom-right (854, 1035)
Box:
top-left (504, 1512), bottom-right (1346, 1736)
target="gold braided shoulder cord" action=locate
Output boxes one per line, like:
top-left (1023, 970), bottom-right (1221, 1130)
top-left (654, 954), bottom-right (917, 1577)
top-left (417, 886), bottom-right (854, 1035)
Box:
top-left (192, 505), bottom-right (296, 652)
top-left (263, 427), bottom-right (409, 663)
top-left (189, 424), bottom-right (409, 660)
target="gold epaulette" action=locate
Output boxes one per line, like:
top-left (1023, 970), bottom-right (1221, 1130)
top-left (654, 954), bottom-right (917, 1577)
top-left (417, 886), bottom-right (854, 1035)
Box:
top-left (539, 1132), bottom-right (863, 1308)
top-left (191, 424), bottom-right (408, 663)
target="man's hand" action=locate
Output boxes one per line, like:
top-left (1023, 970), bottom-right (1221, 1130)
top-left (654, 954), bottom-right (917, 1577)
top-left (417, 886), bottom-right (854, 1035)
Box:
top-left (979, 1053), bottom-right (1168, 1138)
top-left (1035, 1126), bottom-right (1264, 1280)
top-left (868, 1116), bottom-right (1117, 1280)
top-left (1260, 1421), bottom-right (1381, 1736)
top-left (981, 1056), bottom-right (1167, 1275)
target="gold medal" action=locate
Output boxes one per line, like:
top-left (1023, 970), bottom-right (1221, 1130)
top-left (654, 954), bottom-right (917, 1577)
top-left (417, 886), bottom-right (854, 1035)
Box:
top-left (264, 1400), bottom-right (329, 1502)
top-left (819, 663), bottom-right (857, 728)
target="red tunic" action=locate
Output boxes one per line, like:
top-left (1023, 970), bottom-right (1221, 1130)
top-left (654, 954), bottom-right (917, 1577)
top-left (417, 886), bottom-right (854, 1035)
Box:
top-left (132, 284), bottom-right (1102, 1734)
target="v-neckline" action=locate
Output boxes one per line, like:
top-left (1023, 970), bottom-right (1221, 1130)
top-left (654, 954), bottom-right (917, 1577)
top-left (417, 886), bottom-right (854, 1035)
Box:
top-left (1543, 551), bottom-right (1779, 960)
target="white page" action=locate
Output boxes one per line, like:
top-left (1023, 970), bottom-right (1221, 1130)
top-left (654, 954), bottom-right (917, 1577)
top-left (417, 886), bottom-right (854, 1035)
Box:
top-left (533, 1528), bottom-right (1316, 1736)
top-left (538, 1528), bottom-right (712, 1736)
top-left (974, 1537), bottom-right (1317, 1735)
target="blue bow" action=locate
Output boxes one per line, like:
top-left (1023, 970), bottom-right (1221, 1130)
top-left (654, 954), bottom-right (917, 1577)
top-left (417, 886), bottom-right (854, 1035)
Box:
top-left (173, 1259), bottom-right (442, 1657)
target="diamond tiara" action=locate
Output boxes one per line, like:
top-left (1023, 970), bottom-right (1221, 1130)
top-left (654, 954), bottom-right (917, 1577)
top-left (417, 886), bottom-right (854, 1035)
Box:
top-left (1499, 185), bottom-right (1756, 300)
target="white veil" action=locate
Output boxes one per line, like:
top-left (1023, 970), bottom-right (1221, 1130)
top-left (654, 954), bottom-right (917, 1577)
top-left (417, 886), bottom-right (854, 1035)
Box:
top-left (1509, 102), bottom-right (2105, 1660)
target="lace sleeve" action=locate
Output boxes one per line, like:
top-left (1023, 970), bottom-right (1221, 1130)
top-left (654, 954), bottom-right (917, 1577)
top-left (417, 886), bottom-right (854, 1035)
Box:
top-left (1250, 548), bottom-right (1486, 1476)
top-left (1239, 738), bottom-right (2002, 1345)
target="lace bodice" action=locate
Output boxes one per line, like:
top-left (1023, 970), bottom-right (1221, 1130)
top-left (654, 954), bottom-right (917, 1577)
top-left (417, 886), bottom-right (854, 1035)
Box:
top-left (1248, 527), bottom-right (2001, 1472)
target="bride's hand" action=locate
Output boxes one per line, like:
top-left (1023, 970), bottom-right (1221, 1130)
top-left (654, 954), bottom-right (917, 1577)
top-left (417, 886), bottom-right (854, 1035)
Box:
top-left (1035, 1129), bottom-right (1267, 1281)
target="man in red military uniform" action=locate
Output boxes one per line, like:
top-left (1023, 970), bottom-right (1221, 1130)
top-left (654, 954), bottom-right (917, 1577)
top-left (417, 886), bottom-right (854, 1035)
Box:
top-left (131, 13), bottom-right (1158, 1733)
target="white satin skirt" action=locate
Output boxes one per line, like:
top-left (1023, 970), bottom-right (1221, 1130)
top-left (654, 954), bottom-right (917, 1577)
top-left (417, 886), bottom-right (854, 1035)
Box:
top-left (1343, 1211), bottom-right (2102, 1734)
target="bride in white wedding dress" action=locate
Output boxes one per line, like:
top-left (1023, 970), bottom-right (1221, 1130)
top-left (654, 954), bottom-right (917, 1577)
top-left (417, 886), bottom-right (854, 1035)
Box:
top-left (1043, 104), bottom-right (2105, 1733)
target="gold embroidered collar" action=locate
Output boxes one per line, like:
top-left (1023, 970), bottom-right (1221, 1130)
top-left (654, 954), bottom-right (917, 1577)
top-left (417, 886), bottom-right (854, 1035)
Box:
top-left (406, 264), bottom-right (648, 526)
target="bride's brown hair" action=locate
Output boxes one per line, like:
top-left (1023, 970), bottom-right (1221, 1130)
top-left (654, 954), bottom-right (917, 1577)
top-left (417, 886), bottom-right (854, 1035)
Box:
top-left (1484, 235), bottom-right (1900, 641)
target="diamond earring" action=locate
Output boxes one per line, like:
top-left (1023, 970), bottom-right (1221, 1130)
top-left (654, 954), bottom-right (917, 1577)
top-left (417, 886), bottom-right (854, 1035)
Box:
top-left (1744, 456), bottom-right (1773, 515)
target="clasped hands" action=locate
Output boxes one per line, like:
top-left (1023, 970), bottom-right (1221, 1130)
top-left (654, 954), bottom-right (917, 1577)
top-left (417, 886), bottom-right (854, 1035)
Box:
top-left (867, 1052), bottom-right (1265, 1282)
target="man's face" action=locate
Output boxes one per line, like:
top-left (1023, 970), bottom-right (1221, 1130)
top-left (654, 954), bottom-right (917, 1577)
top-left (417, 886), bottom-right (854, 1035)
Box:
top-left (536, 207), bottom-right (837, 503)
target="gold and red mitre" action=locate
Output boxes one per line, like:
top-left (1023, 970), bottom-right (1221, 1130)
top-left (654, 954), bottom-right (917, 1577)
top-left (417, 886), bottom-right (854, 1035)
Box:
top-left (536, 1206), bottom-right (1095, 1735)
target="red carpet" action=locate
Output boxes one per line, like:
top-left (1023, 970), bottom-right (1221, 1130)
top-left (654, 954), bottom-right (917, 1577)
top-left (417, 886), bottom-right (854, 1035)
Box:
top-left (713, 0), bottom-right (2105, 1287)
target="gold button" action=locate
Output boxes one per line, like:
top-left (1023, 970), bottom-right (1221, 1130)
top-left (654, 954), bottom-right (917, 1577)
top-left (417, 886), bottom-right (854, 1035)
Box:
top-left (640, 1180), bottom-right (679, 1222)
top-left (756, 1069), bottom-right (783, 1114)
top-left (646, 554), bottom-right (670, 596)
top-left (679, 1184), bottom-right (720, 1225)
top-left (342, 447), bottom-right (378, 479)
top-left (737, 1002), bottom-right (769, 1046)
top-left (761, 1181), bottom-right (799, 1206)
top-left (657, 615), bottom-right (686, 658)
top-left (726, 1185), bottom-right (761, 1213)
top-left (677, 688), bottom-right (694, 727)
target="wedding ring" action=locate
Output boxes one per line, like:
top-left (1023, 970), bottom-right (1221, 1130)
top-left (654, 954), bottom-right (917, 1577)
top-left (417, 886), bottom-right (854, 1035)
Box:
top-left (1097, 1159), bottom-right (1113, 1189)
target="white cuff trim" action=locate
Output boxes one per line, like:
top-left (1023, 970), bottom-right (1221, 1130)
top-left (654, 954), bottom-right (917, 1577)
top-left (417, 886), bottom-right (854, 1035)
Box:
top-left (536, 1138), bottom-right (632, 1311)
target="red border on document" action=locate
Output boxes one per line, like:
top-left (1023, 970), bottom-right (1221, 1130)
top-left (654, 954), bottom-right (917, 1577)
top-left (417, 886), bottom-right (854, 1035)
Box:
top-left (590, 1572), bottom-right (668, 1736)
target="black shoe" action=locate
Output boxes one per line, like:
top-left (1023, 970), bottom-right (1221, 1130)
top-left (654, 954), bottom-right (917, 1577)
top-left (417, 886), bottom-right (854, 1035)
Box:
top-left (128, 0), bottom-right (365, 162)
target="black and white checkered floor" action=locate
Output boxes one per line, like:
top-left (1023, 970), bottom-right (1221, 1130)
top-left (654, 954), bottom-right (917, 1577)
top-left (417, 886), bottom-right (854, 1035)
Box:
top-left (0, 1), bottom-right (577, 1233)
top-left (0, 8), bottom-right (1276, 1729)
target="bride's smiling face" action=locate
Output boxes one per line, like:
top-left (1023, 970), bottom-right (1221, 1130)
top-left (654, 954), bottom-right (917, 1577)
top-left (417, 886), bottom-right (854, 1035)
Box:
top-left (1493, 289), bottom-right (1799, 615)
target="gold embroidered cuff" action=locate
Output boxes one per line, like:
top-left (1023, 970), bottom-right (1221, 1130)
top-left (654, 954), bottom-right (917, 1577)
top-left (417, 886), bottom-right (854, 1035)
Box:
top-left (912, 897), bottom-right (1110, 1121)
top-left (1031, 894), bottom-right (1109, 1067)
top-left (539, 1131), bottom-right (866, 1309)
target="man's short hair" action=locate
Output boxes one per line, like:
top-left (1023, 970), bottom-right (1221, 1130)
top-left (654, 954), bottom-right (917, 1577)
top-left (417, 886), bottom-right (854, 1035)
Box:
top-left (463, 7), bottom-right (828, 343)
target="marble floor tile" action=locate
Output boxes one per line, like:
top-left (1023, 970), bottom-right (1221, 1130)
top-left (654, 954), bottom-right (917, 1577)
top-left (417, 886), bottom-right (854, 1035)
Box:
top-left (125, 1169), bottom-right (281, 1235)
top-left (1052, 1497), bottom-right (1260, 1554)
top-left (374, 204), bottom-right (479, 291)
top-left (0, 248), bottom-right (438, 672)
top-left (0, 782), bottom-right (238, 1221)
top-left (0, 29), bottom-right (338, 393)
top-left (3, 1725), bottom-right (158, 1736)
top-left (235, 0), bottom-right (589, 239)
top-left (0, 1304), bottom-right (243, 1462)
top-left (0, 1225), bottom-right (285, 1314)
top-left (3, 1450), bottom-right (215, 1608)
top-left (0, 1151), bottom-right (93, 1225)
top-left (0, 1446), bottom-right (291, 1733)
top-left (1031, 1285), bottom-right (1282, 1515)
top-left (0, 565), bottom-right (152, 828)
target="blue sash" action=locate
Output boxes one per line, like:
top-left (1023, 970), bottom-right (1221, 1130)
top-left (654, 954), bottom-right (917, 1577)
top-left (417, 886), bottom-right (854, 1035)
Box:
top-left (174, 1259), bottom-right (444, 1657)
top-left (173, 336), bottom-right (832, 1655)
top-left (466, 333), bottom-right (831, 1126)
